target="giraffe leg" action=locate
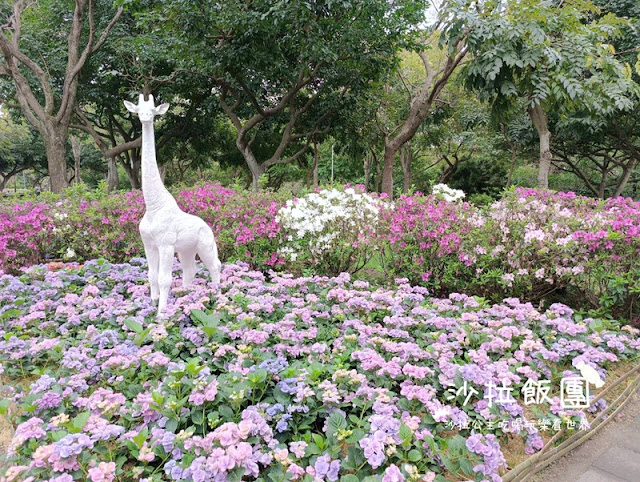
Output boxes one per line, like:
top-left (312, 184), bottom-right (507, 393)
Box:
top-left (197, 229), bottom-right (221, 285)
top-left (156, 245), bottom-right (175, 318)
top-left (178, 250), bottom-right (197, 287)
top-left (143, 240), bottom-right (159, 302)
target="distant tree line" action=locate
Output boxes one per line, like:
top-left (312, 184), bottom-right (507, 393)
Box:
top-left (1, 0), bottom-right (638, 199)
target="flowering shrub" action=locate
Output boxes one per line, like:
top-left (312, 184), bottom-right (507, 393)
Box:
top-left (431, 184), bottom-right (465, 203)
top-left (276, 187), bottom-right (380, 275)
top-left (380, 188), bottom-right (640, 322)
top-left (0, 184), bottom-right (284, 274)
top-left (450, 190), bottom-right (601, 299)
top-left (450, 189), bottom-right (640, 322)
top-left (177, 184), bottom-right (285, 269)
top-left (1, 260), bottom-right (639, 481)
top-left (0, 201), bottom-right (57, 269)
top-left (379, 193), bottom-right (479, 291)
top-left (583, 196), bottom-right (640, 320)
top-left (1, 185), bottom-right (639, 321)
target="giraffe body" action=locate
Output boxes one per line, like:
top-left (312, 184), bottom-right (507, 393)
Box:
top-left (125, 94), bottom-right (221, 317)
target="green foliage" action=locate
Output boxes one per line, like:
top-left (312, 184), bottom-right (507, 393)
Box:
top-left (126, 0), bottom-right (428, 183)
top-left (0, 110), bottom-right (47, 186)
top-left (511, 164), bottom-right (601, 196)
top-left (1, 0), bottom-right (639, 201)
top-left (463, 0), bottom-right (639, 115)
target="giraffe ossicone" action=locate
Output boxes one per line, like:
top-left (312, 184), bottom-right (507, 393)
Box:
top-left (124, 93), bottom-right (222, 318)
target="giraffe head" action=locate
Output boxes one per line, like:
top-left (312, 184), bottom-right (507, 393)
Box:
top-left (124, 94), bottom-right (169, 123)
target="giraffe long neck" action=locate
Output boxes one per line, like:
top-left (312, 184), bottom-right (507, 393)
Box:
top-left (141, 121), bottom-right (171, 213)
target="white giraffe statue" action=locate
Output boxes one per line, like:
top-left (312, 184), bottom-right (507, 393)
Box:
top-left (124, 93), bottom-right (221, 317)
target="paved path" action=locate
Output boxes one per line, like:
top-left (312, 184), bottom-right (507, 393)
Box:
top-left (533, 388), bottom-right (640, 482)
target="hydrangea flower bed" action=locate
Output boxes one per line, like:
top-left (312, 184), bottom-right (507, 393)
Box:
top-left (1, 260), bottom-right (639, 481)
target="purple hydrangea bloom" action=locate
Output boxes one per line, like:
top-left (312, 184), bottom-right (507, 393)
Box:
top-left (277, 378), bottom-right (298, 394)
top-left (266, 403), bottom-right (284, 417)
top-left (314, 454), bottom-right (341, 481)
top-left (54, 433), bottom-right (94, 458)
top-left (29, 374), bottom-right (56, 394)
top-left (35, 392), bottom-right (63, 412)
top-left (257, 357), bottom-right (289, 374)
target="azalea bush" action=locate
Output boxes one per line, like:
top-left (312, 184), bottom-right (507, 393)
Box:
top-left (0, 184), bottom-right (285, 274)
top-left (578, 196), bottom-right (640, 321)
top-left (451, 189), bottom-right (640, 322)
top-left (177, 184), bottom-right (285, 269)
top-left (276, 187), bottom-right (381, 275)
top-left (1, 184), bottom-right (639, 321)
top-left (379, 193), bottom-right (480, 291)
top-left (431, 184), bottom-right (465, 203)
top-left (0, 201), bottom-right (57, 269)
top-left (450, 190), bottom-right (605, 301)
top-left (379, 188), bottom-right (640, 322)
top-left (1, 260), bottom-right (639, 481)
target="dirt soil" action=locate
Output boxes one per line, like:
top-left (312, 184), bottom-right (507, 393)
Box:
top-left (0, 414), bottom-right (12, 459)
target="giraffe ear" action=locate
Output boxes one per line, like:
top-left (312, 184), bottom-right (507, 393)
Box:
top-left (124, 100), bottom-right (138, 113)
top-left (154, 103), bottom-right (170, 115)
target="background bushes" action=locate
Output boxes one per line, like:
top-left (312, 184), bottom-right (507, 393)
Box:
top-left (1, 184), bottom-right (638, 323)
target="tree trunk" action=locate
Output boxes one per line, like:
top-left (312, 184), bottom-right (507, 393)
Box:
top-left (374, 155), bottom-right (383, 193)
top-left (237, 140), bottom-right (266, 192)
top-left (0, 175), bottom-right (10, 191)
top-left (381, 144), bottom-right (398, 197)
top-left (249, 164), bottom-right (265, 191)
top-left (106, 157), bottom-right (119, 192)
top-left (439, 157), bottom-right (459, 184)
top-left (506, 143), bottom-right (517, 188)
top-left (0, 167), bottom-right (27, 191)
top-left (439, 168), bottom-right (453, 184)
top-left (378, 45), bottom-right (467, 199)
top-left (121, 154), bottom-right (142, 190)
top-left (159, 164), bottom-right (167, 183)
top-left (528, 104), bottom-right (552, 190)
top-left (400, 148), bottom-right (412, 194)
top-left (124, 167), bottom-right (141, 190)
top-left (610, 126), bottom-right (640, 198)
top-left (364, 153), bottom-right (373, 192)
top-left (0, 2), bottom-right (123, 194)
top-left (598, 176), bottom-right (607, 199)
top-left (614, 158), bottom-right (638, 197)
top-left (123, 167), bottom-right (141, 190)
top-left (305, 167), bottom-right (312, 188)
top-left (312, 142), bottom-right (319, 188)
top-left (381, 93), bottom-right (442, 197)
top-left (44, 130), bottom-right (69, 193)
top-left (74, 155), bottom-right (81, 184)
top-left (71, 135), bottom-right (82, 184)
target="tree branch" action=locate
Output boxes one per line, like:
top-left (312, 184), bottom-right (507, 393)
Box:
top-left (72, 106), bottom-right (142, 159)
top-left (266, 101), bottom-right (299, 165)
top-left (58, 2), bottom-right (124, 123)
top-left (229, 69), bottom-right (266, 117)
top-left (562, 156), bottom-right (600, 197)
top-left (265, 142), bottom-right (312, 168)
top-left (239, 62), bottom-right (324, 138)
top-left (0, 1), bottom-right (54, 118)
top-left (219, 85), bottom-right (243, 131)
top-left (91, 5), bottom-right (123, 53)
